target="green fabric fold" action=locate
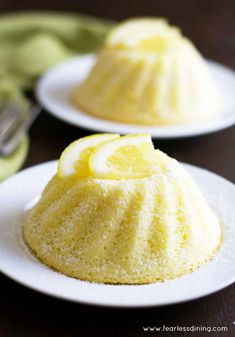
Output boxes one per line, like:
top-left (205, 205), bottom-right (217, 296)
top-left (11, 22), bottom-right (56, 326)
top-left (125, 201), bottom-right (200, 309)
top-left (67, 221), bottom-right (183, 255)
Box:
top-left (0, 12), bottom-right (113, 180)
top-left (0, 12), bottom-right (113, 95)
top-left (0, 135), bottom-right (29, 181)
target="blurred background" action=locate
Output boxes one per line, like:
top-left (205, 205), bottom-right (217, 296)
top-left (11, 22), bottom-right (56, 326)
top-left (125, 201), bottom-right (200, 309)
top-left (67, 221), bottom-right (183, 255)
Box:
top-left (0, 1), bottom-right (234, 177)
top-left (0, 0), bottom-right (234, 68)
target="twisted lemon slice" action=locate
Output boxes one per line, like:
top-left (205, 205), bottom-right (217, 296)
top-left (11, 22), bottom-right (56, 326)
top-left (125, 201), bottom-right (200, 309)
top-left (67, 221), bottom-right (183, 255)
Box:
top-left (106, 18), bottom-right (180, 50)
top-left (24, 134), bottom-right (221, 284)
top-left (89, 134), bottom-right (157, 179)
top-left (58, 133), bottom-right (158, 179)
top-left (58, 133), bottom-right (119, 178)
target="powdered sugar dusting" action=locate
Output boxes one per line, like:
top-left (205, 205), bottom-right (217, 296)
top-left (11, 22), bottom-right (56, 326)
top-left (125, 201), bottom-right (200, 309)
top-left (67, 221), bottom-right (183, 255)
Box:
top-left (0, 161), bottom-right (234, 307)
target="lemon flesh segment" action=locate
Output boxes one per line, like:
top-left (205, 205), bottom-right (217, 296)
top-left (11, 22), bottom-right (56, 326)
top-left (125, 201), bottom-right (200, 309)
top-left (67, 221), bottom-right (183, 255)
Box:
top-left (89, 134), bottom-right (158, 179)
top-left (58, 133), bottom-right (120, 178)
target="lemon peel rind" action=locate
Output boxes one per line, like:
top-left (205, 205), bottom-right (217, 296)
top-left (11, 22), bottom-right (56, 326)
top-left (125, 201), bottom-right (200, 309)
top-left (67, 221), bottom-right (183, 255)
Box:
top-left (58, 133), bottom-right (119, 177)
top-left (89, 134), bottom-right (155, 179)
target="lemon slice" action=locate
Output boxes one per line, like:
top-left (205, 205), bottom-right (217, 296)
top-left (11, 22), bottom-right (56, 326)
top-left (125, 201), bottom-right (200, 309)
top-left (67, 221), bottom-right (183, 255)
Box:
top-left (106, 18), bottom-right (180, 49)
top-left (89, 134), bottom-right (157, 179)
top-left (58, 133), bottom-right (119, 178)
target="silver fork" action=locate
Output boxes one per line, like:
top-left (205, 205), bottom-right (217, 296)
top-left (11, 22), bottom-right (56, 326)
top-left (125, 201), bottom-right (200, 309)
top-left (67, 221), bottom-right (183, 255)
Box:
top-left (0, 103), bottom-right (40, 156)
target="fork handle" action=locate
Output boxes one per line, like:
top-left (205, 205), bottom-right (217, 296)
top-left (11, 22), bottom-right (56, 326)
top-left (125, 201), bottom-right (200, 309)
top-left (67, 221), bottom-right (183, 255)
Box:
top-left (0, 106), bottom-right (41, 157)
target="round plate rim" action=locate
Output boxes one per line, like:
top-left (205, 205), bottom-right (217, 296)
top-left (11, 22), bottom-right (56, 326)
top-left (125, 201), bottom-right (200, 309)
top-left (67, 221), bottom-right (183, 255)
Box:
top-left (0, 161), bottom-right (234, 308)
top-left (36, 55), bottom-right (235, 139)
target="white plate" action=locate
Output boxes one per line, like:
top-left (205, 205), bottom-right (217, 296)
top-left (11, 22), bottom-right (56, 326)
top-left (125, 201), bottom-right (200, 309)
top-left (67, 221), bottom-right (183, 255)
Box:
top-left (0, 161), bottom-right (234, 307)
top-left (36, 55), bottom-right (235, 138)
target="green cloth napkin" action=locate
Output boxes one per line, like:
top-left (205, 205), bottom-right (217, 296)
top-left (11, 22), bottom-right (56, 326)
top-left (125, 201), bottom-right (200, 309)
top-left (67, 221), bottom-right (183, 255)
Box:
top-left (0, 12), bottom-right (113, 180)
top-left (0, 135), bottom-right (29, 181)
top-left (0, 11), bottom-right (113, 98)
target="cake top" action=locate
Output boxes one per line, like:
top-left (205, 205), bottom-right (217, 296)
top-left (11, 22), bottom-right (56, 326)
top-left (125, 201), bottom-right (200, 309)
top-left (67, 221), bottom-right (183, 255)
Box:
top-left (105, 18), bottom-right (189, 53)
top-left (58, 133), bottom-right (171, 180)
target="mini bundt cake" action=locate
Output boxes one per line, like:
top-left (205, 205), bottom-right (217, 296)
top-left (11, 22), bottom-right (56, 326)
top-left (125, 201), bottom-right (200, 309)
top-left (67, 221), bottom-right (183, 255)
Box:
top-left (23, 134), bottom-right (221, 284)
top-left (73, 18), bottom-right (220, 125)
